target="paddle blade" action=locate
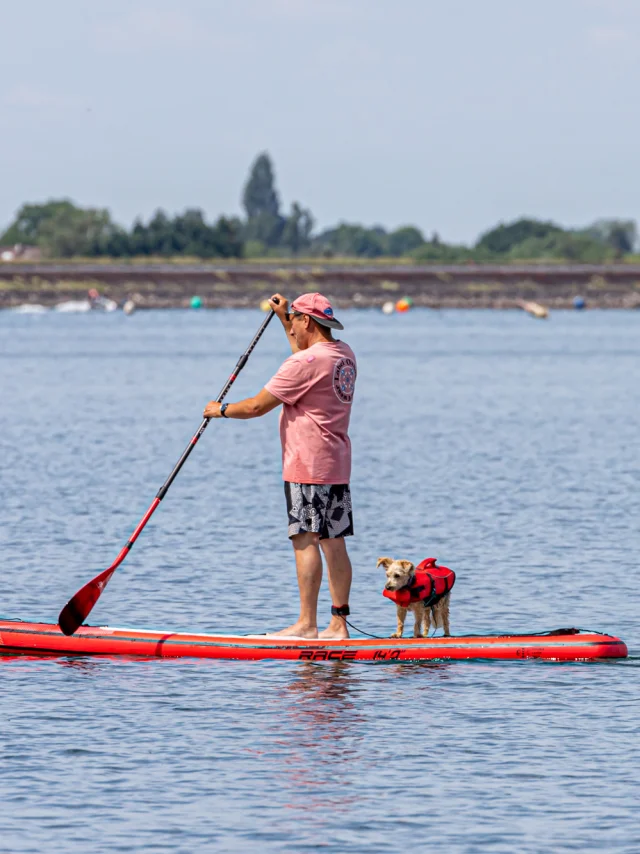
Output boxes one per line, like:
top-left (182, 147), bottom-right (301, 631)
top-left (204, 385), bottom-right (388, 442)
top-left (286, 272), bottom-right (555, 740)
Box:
top-left (58, 567), bottom-right (116, 636)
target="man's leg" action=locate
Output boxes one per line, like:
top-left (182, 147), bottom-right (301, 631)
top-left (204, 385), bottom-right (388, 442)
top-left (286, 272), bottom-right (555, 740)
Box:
top-left (269, 532), bottom-right (322, 638)
top-left (318, 537), bottom-right (352, 639)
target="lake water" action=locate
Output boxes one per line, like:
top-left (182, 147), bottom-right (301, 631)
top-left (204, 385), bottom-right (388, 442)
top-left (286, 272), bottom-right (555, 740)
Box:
top-left (1, 308), bottom-right (638, 853)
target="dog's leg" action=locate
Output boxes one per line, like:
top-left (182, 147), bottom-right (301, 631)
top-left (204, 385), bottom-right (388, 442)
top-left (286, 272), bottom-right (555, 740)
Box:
top-left (430, 603), bottom-right (440, 635)
top-left (414, 603), bottom-right (426, 637)
top-left (390, 606), bottom-right (407, 638)
top-left (441, 593), bottom-right (451, 637)
top-left (430, 604), bottom-right (439, 635)
top-left (411, 603), bottom-right (423, 638)
top-left (423, 604), bottom-right (432, 638)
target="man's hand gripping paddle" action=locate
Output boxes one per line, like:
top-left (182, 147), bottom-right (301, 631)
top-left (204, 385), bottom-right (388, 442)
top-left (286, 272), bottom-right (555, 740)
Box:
top-left (58, 301), bottom-right (279, 636)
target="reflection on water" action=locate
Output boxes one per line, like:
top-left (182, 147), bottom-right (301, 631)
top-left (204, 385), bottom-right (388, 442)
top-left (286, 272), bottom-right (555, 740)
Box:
top-left (275, 664), bottom-right (364, 810)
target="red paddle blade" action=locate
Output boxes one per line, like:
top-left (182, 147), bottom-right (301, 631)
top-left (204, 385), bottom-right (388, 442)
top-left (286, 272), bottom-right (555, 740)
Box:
top-left (58, 567), bottom-right (117, 636)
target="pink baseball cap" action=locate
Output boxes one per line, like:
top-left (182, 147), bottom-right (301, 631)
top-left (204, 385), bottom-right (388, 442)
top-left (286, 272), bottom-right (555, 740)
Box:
top-left (289, 292), bottom-right (344, 330)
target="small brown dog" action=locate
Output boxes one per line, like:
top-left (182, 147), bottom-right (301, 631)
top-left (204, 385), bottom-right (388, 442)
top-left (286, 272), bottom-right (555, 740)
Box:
top-left (377, 556), bottom-right (454, 638)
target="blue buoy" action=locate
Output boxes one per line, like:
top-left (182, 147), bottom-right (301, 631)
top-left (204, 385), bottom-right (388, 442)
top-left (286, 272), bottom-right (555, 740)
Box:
top-left (573, 295), bottom-right (586, 310)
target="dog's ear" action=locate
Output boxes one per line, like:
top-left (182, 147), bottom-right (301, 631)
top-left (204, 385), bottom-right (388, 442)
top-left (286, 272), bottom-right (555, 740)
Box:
top-left (376, 557), bottom-right (393, 569)
top-left (398, 560), bottom-right (415, 573)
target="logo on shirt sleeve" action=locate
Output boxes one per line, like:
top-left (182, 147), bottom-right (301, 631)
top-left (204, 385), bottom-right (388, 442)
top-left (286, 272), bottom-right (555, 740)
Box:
top-left (333, 357), bottom-right (356, 403)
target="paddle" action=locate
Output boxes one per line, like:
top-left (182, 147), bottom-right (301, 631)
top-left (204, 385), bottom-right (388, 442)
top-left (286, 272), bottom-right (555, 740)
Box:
top-left (58, 300), bottom-right (280, 636)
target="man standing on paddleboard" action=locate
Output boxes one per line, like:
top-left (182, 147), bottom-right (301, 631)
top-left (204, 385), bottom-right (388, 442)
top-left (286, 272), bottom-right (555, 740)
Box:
top-left (203, 292), bottom-right (356, 639)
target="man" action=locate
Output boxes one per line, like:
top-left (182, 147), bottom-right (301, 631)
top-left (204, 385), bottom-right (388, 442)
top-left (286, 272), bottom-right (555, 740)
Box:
top-left (203, 292), bottom-right (357, 639)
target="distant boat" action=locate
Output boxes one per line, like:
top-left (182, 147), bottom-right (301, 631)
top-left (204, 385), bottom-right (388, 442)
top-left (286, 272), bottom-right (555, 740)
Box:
top-left (90, 295), bottom-right (118, 312)
top-left (9, 304), bottom-right (49, 314)
top-left (518, 299), bottom-right (549, 319)
top-left (54, 300), bottom-right (92, 313)
top-left (54, 297), bottom-right (118, 313)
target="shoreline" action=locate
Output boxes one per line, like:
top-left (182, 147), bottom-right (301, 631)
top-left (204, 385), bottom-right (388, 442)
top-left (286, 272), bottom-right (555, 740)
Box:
top-left (2, 262), bottom-right (640, 309)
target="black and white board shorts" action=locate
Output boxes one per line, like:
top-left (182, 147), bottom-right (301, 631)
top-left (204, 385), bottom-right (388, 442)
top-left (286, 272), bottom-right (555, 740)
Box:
top-left (284, 482), bottom-right (354, 540)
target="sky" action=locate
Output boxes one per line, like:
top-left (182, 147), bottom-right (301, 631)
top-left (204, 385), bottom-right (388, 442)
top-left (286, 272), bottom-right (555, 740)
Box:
top-left (1, 0), bottom-right (639, 244)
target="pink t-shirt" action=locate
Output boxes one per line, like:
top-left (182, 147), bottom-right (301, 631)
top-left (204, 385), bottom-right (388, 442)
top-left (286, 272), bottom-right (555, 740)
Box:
top-left (265, 340), bottom-right (357, 484)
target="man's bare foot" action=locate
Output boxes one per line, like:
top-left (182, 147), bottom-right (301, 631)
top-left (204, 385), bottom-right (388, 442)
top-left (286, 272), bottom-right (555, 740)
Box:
top-left (267, 622), bottom-right (318, 639)
top-left (318, 618), bottom-right (350, 640)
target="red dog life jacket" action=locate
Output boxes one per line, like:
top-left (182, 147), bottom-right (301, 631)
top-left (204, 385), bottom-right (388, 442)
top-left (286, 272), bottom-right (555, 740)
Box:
top-left (383, 558), bottom-right (455, 608)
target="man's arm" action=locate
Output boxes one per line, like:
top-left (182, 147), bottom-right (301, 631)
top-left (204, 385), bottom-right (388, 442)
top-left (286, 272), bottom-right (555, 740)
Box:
top-left (203, 388), bottom-right (282, 420)
top-left (268, 293), bottom-right (300, 354)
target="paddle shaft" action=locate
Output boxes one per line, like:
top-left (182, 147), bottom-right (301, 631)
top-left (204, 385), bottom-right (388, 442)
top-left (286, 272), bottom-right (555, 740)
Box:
top-left (58, 304), bottom-right (278, 633)
top-left (115, 306), bottom-right (276, 560)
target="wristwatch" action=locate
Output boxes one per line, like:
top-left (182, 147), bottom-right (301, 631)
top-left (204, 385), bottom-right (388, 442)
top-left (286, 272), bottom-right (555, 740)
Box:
top-left (220, 403), bottom-right (229, 418)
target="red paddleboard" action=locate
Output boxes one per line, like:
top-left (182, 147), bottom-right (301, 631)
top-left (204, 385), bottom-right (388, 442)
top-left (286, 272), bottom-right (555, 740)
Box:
top-left (0, 619), bottom-right (628, 662)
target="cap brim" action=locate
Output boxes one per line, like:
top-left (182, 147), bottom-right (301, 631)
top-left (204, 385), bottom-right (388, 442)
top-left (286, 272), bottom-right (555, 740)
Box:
top-left (312, 314), bottom-right (344, 330)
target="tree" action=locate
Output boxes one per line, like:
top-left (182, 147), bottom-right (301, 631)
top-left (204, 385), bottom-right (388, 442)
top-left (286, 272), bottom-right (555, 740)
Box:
top-left (144, 210), bottom-right (175, 255)
top-left (388, 226), bottom-right (425, 256)
top-left (476, 218), bottom-right (563, 255)
top-left (242, 152), bottom-right (280, 219)
top-left (212, 216), bottom-right (244, 258)
top-left (584, 219), bottom-right (637, 257)
top-left (281, 202), bottom-right (314, 255)
top-left (171, 208), bottom-right (217, 256)
top-left (244, 211), bottom-right (285, 247)
top-left (412, 239), bottom-right (471, 262)
top-left (0, 199), bottom-right (131, 257)
top-left (36, 206), bottom-right (116, 257)
top-left (506, 232), bottom-right (613, 262)
top-left (1, 199), bottom-right (80, 246)
top-left (100, 226), bottom-right (131, 257)
top-left (313, 223), bottom-right (387, 257)
top-left (121, 210), bottom-right (244, 258)
top-left (241, 152), bottom-right (286, 247)
top-left (129, 218), bottom-right (151, 255)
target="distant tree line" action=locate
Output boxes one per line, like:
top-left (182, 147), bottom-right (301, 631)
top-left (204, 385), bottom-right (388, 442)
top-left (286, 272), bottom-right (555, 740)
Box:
top-left (0, 200), bottom-right (244, 259)
top-left (1, 152), bottom-right (637, 262)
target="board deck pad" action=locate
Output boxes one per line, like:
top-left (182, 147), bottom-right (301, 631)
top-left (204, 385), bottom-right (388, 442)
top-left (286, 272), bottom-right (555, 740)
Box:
top-left (0, 619), bottom-right (628, 662)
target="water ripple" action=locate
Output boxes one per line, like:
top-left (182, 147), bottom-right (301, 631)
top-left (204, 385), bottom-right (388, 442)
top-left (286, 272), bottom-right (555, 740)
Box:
top-left (0, 309), bottom-right (639, 852)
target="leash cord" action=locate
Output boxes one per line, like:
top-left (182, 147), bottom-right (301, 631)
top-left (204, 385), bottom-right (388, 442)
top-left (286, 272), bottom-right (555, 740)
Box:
top-left (341, 617), bottom-right (443, 640)
top-left (340, 615), bottom-right (385, 639)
